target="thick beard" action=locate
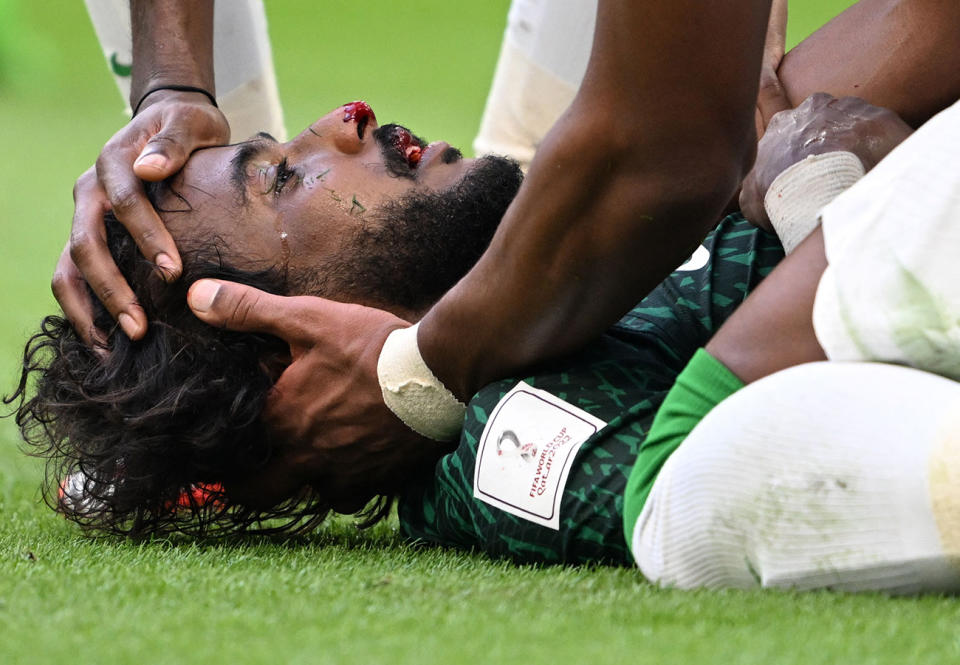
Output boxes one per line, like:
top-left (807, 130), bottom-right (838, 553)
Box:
top-left (291, 154), bottom-right (523, 313)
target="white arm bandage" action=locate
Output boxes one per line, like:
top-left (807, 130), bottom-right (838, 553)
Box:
top-left (763, 151), bottom-right (865, 254)
top-left (377, 323), bottom-right (467, 442)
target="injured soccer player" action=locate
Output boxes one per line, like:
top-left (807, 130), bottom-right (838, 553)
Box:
top-left (9, 102), bottom-right (524, 533)
top-left (10, 94), bottom-right (960, 595)
top-left (10, 92), bottom-right (787, 541)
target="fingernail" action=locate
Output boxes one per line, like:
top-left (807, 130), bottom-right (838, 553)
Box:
top-left (135, 152), bottom-right (168, 171)
top-left (189, 280), bottom-right (220, 313)
top-left (118, 313), bottom-right (141, 339)
top-left (155, 253), bottom-right (179, 282)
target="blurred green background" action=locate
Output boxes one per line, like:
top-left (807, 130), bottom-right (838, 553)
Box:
top-left (1, 2), bottom-right (883, 663)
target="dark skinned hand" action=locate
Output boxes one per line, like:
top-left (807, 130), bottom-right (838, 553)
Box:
top-left (753, 0), bottom-right (790, 139)
top-left (187, 279), bottom-right (447, 510)
top-left (740, 93), bottom-right (914, 231)
top-left (54, 89), bottom-right (229, 344)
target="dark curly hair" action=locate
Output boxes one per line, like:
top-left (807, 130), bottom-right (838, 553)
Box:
top-left (5, 154), bottom-right (523, 538)
top-left (7, 216), bottom-right (325, 537)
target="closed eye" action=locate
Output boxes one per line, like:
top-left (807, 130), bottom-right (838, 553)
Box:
top-left (274, 158), bottom-right (300, 195)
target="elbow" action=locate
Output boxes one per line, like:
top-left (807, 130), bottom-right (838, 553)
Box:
top-left (588, 94), bottom-right (754, 198)
top-left (543, 95), bottom-right (757, 230)
top-left (610, 121), bottom-right (756, 226)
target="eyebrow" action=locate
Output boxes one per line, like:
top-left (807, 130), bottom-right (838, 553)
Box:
top-left (229, 132), bottom-right (279, 203)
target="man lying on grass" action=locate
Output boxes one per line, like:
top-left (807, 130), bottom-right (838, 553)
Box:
top-left (9, 98), bottom-right (778, 539)
top-left (10, 103), bottom-right (524, 532)
top-left (13, 91), bottom-right (960, 594)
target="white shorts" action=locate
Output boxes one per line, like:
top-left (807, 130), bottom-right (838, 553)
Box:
top-left (633, 361), bottom-right (960, 594)
top-left (813, 98), bottom-right (960, 381)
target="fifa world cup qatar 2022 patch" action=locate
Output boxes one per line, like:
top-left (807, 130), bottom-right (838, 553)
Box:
top-left (473, 382), bottom-right (607, 529)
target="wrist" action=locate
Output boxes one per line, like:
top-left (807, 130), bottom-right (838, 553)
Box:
top-left (764, 151), bottom-right (865, 253)
top-left (377, 323), bottom-right (467, 442)
top-left (131, 71), bottom-right (216, 110)
top-left (133, 85), bottom-right (218, 116)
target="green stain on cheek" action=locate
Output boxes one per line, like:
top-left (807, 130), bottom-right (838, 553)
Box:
top-left (350, 195), bottom-right (367, 216)
top-left (316, 168), bottom-right (331, 182)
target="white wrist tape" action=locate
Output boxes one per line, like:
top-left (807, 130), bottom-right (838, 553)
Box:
top-left (377, 323), bottom-right (467, 441)
top-left (764, 151), bottom-right (865, 254)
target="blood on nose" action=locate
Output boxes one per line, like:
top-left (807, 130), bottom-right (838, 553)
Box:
top-left (343, 101), bottom-right (376, 139)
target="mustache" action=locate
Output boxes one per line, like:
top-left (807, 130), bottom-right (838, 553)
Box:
top-left (372, 124), bottom-right (427, 177)
top-left (373, 123), bottom-right (427, 151)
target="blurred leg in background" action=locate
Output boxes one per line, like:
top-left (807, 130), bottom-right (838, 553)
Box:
top-left (472, 0), bottom-right (596, 171)
top-left (473, 0), bottom-right (858, 170)
top-left (84, 0), bottom-right (286, 141)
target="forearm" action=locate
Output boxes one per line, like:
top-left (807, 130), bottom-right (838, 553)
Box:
top-left (420, 0), bottom-right (773, 399)
top-left (705, 227), bottom-right (827, 385)
top-left (778, 0), bottom-right (960, 127)
top-left (129, 0), bottom-right (216, 106)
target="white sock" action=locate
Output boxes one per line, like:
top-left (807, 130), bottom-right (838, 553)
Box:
top-left (84, 0), bottom-right (286, 141)
top-left (472, 0), bottom-right (597, 169)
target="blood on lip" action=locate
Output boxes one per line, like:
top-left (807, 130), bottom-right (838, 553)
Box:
top-left (392, 127), bottom-right (423, 169)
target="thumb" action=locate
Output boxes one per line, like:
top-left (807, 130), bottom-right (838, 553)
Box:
top-left (188, 279), bottom-right (298, 340)
top-left (756, 70), bottom-right (791, 137)
top-left (755, 0), bottom-right (790, 135)
top-left (739, 167), bottom-right (773, 232)
top-left (133, 130), bottom-right (193, 181)
top-left (764, 0), bottom-right (788, 66)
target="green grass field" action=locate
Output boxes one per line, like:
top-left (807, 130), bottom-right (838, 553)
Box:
top-left (2, 2), bottom-right (957, 664)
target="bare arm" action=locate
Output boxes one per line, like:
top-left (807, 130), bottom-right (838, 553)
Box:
top-left (129, 0), bottom-right (216, 105)
top-left (706, 227), bottom-right (828, 384)
top-left (419, 0), bottom-right (773, 399)
top-left (777, 0), bottom-right (960, 128)
top-left (56, 1), bottom-right (227, 342)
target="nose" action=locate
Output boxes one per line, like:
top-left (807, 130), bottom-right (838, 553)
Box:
top-left (299, 101), bottom-right (378, 155)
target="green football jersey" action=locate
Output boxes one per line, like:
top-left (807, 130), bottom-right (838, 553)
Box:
top-left (398, 214), bottom-right (783, 565)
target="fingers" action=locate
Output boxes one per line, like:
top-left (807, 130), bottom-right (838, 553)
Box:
top-left (69, 169), bottom-right (146, 339)
top-left (95, 135), bottom-right (182, 283)
top-left (134, 134), bottom-right (190, 181)
top-left (755, 0), bottom-right (790, 137)
top-left (65, 92), bottom-right (231, 343)
top-left (133, 101), bottom-right (231, 182)
top-left (93, 95), bottom-right (233, 288)
top-left (188, 279), bottom-right (411, 355)
top-left (188, 279), bottom-right (314, 345)
top-left (756, 69), bottom-right (791, 134)
top-left (764, 0), bottom-right (788, 67)
top-left (739, 168), bottom-right (773, 232)
top-left (51, 245), bottom-right (99, 347)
